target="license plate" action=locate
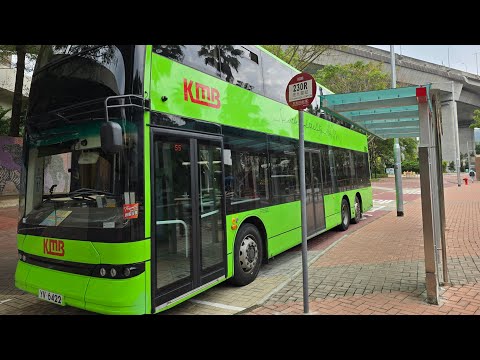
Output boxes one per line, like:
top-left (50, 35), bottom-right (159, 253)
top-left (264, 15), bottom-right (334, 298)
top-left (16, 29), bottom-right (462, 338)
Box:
top-left (38, 289), bottom-right (64, 306)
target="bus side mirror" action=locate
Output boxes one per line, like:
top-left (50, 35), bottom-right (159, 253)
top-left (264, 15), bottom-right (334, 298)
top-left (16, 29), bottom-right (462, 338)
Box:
top-left (101, 122), bottom-right (123, 153)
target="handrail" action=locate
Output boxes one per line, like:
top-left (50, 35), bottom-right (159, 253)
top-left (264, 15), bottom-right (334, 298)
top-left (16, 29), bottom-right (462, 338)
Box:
top-left (104, 94), bottom-right (145, 122)
top-left (156, 220), bottom-right (189, 257)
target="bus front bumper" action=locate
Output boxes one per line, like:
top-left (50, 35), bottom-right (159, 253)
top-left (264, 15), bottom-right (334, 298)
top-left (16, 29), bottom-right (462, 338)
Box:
top-left (15, 261), bottom-right (147, 315)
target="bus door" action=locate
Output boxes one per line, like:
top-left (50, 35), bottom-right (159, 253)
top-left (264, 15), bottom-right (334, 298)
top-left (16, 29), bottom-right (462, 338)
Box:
top-left (151, 128), bottom-right (226, 311)
top-left (305, 149), bottom-right (326, 237)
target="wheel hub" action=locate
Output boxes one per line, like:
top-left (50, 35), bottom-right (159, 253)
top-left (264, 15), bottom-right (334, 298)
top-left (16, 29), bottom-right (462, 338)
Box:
top-left (343, 204), bottom-right (348, 225)
top-left (239, 236), bottom-right (258, 273)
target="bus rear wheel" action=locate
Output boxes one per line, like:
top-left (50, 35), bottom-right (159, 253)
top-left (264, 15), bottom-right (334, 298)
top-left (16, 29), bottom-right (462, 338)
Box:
top-left (339, 198), bottom-right (350, 231)
top-left (229, 223), bottom-right (263, 286)
top-left (351, 195), bottom-right (362, 224)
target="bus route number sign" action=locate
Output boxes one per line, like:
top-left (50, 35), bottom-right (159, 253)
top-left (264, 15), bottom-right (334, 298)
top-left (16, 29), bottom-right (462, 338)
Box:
top-left (285, 72), bottom-right (317, 110)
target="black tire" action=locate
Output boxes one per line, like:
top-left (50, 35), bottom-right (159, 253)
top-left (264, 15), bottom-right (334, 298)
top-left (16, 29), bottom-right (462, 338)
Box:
top-left (229, 223), bottom-right (263, 286)
top-left (351, 195), bottom-right (362, 224)
top-left (338, 198), bottom-right (350, 231)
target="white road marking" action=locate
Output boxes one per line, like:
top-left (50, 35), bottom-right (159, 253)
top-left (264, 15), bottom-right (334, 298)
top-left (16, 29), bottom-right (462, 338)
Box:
top-left (189, 299), bottom-right (246, 312)
top-left (373, 199), bottom-right (394, 204)
top-left (0, 299), bottom-right (12, 304)
top-left (404, 189), bottom-right (421, 194)
top-left (366, 206), bottom-right (386, 212)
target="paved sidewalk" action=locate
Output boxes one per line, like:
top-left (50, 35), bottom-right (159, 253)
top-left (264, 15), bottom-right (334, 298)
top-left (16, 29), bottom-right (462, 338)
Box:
top-left (246, 179), bottom-right (480, 315)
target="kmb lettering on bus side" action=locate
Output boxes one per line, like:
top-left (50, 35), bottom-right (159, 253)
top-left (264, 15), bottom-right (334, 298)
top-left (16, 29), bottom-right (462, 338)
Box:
top-left (43, 238), bottom-right (65, 257)
top-left (183, 79), bottom-right (221, 109)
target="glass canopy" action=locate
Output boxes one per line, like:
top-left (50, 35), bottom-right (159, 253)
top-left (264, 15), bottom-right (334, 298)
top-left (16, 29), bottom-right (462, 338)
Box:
top-left (320, 85), bottom-right (432, 140)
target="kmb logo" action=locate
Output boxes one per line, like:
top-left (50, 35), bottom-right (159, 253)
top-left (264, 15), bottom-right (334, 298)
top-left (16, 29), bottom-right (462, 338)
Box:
top-left (184, 78), bottom-right (221, 109)
top-left (44, 238), bottom-right (65, 257)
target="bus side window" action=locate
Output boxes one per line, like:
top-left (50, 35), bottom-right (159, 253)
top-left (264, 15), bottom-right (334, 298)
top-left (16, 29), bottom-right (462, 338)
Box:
top-left (152, 45), bottom-right (221, 78)
top-left (223, 126), bottom-right (269, 214)
top-left (219, 45), bottom-right (263, 95)
top-left (261, 51), bottom-right (295, 104)
top-left (268, 135), bottom-right (299, 205)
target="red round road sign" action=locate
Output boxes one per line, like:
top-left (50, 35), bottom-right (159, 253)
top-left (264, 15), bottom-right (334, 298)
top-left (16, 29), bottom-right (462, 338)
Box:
top-left (285, 72), bottom-right (317, 110)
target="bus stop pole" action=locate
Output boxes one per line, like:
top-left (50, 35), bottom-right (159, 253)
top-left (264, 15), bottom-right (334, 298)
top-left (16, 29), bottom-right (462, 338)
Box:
top-left (299, 109), bottom-right (309, 314)
top-left (391, 45), bottom-right (404, 216)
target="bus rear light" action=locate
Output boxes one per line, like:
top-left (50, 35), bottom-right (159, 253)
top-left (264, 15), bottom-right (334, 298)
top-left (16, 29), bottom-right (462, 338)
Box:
top-left (100, 268), bottom-right (106, 277)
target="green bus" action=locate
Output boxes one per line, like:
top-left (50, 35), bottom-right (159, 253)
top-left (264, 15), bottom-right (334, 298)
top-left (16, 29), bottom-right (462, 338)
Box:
top-left (15, 45), bottom-right (372, 314)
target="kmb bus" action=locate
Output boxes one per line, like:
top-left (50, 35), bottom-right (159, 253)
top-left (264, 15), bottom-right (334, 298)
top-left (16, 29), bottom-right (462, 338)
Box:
top-left (15, 45), bottom-right (372, 314)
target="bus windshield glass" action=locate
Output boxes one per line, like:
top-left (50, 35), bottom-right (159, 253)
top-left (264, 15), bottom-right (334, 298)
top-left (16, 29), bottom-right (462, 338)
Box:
top-left (21, 122), bottom-right (136, 230)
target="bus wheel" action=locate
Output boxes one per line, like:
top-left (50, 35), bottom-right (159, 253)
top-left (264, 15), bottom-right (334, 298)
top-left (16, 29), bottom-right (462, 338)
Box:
top-left (339, 198), bottom-right (350, 231)
top-left (351, 195), bottom-right (362, 224)
top-left (230, 224), bottom-right (263, 286)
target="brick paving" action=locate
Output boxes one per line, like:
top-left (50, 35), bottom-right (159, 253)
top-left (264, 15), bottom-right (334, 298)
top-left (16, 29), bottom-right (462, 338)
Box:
top-left (2, 173), bottom-right (479, 315)
top-left (247, 176), bottom-right (480, 315)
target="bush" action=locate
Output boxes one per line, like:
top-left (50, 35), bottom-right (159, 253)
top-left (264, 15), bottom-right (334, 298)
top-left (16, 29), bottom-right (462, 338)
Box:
top-left (402, 159), bottom-right (419, 173)
top-left (448, 161), bottom-right (455, 171)
top-left (442, 160), bottom-right (448, 173)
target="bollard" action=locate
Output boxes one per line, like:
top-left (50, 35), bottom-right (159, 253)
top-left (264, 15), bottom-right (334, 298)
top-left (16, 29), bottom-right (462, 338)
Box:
top-left (463, 177), bottom-right (468, 186)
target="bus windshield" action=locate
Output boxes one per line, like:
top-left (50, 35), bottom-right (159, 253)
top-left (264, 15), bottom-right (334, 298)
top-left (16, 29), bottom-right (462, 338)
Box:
top-left (21, 123), bottom-right (133, 230)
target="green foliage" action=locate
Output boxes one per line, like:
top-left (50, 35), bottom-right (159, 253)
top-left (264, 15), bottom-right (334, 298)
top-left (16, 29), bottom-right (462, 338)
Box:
top-left (442, 160), bottom-right (448, 173)
top-left (402, 159), bottom-right (419, 173)
top-left (476, 144), bottom-right (480, 155)
top-left (261, 45), bottom-right (331, 71)
top-left (0, 45), bottom-right (40, 72)
top-left (314, 61), bottom-right (390, 94)
top-left (448, 161), bottom-right (455, 171)
top-left (470, 109), bottom-right (480, 129)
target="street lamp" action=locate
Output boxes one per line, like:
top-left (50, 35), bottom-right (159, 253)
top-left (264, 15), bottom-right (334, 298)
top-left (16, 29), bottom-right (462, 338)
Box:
top-left (474, 52), bottom-right (480, 75)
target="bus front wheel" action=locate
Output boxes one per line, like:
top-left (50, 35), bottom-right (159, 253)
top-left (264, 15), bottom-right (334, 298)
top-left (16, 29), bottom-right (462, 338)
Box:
top-left (229, 223), bottom-right (263, 286)
top-left (351, 195), bottom-right (362, 224)
top-left (339, 198), bottom-right (350, 231)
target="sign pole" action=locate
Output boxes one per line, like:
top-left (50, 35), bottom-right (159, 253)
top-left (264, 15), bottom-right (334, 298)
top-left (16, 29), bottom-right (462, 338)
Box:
top-left (298, 109), bottom-right (309, 314)
top-left (285, 72), bottom-right (317, 315)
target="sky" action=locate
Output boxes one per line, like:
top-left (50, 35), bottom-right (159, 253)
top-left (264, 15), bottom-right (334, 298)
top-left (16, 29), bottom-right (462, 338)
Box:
top-left (371, 45), bottom-right (480, 75)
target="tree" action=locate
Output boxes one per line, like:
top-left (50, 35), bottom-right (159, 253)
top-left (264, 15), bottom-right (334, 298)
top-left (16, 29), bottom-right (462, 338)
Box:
top-left (449, 161), bottom-right (455, 171)
top-left (0, 105), bottom-right (11, 135)
top-left (315, 61), bottom-right (390, 94)
top-left (261, 45), bottom-right (332, 71)
top-left (470, 109), bottom-right (480, 129)
top-left (0, 45), bottom-right (40, 137)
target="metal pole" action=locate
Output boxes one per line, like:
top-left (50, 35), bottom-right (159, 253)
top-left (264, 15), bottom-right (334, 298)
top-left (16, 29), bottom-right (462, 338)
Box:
top-left (475, 52), bottom-right (479, 75)
top-left (451, 81), bottom-right (461, 186)
top-left (467, 141), bottom-right (471, 172)
top-left (418, 100), bottom-right (439, 304)
top-left (391, 45), bottom-right (404, 216)
top-left (299, 109), bottom-right (309, 314)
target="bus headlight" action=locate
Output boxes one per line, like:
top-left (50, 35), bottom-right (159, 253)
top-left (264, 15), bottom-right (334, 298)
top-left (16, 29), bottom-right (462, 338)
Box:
top-left (92, 262), bottom-right (145, 279)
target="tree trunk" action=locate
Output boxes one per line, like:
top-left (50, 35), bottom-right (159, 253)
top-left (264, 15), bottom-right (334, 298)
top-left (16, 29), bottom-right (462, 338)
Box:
top-left (9, 45), bottom-right (26, 137)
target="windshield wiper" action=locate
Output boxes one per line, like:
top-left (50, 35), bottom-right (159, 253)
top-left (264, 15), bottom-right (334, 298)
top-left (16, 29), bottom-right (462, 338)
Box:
top-left (68, 188), bottom-right (114, 197)
top-left (34, 45), bottom-right (105, 77)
